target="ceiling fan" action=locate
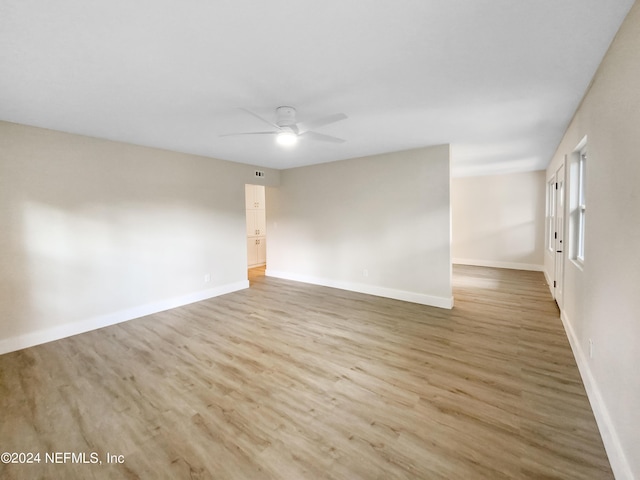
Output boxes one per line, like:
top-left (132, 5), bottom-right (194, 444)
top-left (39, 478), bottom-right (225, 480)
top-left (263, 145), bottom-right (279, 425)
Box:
top-left (220, 106), bottom-right (347, 146)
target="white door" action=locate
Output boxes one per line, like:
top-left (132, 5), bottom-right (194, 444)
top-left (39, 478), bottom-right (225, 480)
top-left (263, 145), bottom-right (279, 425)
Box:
top-left (554, 164), bottom-right (565, 309)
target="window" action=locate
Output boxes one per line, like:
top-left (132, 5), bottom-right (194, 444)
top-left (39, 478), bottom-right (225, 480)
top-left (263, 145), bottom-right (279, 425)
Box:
top-left (570, 138), bottom-right (587, 265)
top-left (577, 147), bottom-right (586, 262)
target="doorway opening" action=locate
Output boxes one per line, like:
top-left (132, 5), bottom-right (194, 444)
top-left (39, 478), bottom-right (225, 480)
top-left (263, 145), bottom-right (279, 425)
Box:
top-left (245, 184), bottom-right (266, 284)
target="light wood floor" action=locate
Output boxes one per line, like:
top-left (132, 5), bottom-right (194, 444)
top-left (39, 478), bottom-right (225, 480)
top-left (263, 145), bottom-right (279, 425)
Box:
top-left (0, 266), bottom-right (612, 479)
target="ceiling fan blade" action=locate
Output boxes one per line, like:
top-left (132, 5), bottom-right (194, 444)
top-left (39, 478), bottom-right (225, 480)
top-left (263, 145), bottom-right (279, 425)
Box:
top-left (239, 108), bottom-right (280, 129)
top-left (300, 131), bottom-right (346, 143)
top-left (297, 113), bottom-right (347, 133)
top-left (219, 131), bottom-right (277, 137)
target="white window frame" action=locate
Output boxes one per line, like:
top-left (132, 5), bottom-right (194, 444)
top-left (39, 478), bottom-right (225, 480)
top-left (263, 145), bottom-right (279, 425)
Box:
top-left (576, 147), bottom-right (587, 263)
top-left (570, 136), bottom-right (587, 267)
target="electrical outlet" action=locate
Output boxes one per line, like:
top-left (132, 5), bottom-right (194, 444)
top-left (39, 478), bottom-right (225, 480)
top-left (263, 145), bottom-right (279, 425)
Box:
top-left (204, 273), bottom-right (211, 283)
top-left (363, 269), bottom-right (369, 277)
top-left (589, 339), bottom-right (593, 359)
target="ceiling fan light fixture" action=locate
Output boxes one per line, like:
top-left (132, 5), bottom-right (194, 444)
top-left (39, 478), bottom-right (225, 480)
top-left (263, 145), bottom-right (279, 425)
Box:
top-left (221, 107), bottom-right (347, 146)
top-left (276, 130), bottom-right (298, 147)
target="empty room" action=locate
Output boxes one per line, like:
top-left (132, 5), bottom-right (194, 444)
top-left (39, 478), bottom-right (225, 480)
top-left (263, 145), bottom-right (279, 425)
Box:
top-left (1, 1), bottom-right (639, 479)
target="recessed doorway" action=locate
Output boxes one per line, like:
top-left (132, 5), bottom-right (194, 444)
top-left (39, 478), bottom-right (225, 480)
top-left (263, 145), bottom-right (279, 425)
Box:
top-left (245, 184), bottom-right (266, 282)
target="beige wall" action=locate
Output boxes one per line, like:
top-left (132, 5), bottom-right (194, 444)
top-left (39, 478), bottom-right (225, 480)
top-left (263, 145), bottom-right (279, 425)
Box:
top-left (266, 145), bottom-right (452, 308)
top-left (0, 121), bottom-right (280, 353)
top-left (451, 171), bottom-right (546, 270)
top-left (545, 3), bottom-right (640, 478)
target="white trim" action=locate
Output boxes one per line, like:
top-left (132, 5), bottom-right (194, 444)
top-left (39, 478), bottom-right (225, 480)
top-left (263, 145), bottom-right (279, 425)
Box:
top-left (574, 134), bottom-right (588, 152)
top-left (570, 257), bottom-right (585, 272)
top-left (560, 310), bottom-right (634, 480)
top-left (265, 270), bottom-right (453, 309)
top-left (452, 258), bottom-right (544, 272)
top-left (0, 281), bottom-right (249, 356)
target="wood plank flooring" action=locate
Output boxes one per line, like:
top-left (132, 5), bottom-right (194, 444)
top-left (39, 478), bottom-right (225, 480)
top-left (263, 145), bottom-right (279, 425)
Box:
top-left (0, 265), bottom-right (612, 479)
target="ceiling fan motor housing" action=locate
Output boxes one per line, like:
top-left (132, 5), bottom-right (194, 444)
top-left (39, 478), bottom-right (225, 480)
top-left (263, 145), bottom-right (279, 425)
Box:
top-left (276, 106), bottom-right (297, 127)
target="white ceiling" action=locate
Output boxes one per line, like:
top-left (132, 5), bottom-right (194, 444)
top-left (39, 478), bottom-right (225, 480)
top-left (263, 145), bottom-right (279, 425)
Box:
top-left (0, 0), bottom-right (634, 176)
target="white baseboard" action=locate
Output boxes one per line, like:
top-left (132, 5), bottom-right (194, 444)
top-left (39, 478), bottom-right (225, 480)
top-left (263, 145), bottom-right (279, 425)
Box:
top-left (560, 310), bottom-right (634, 480)
top-left (453, 258), bottom-right (544, 272)
top-left (265, 270), bottom-right (453, 309)
top-left (0, 280), bottom-right (249, 356)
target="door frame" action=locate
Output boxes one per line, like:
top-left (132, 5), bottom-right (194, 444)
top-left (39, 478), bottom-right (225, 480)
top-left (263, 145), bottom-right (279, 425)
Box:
top-left (553, 161), bottom-right (566, 309)
top-left (245, 183), bottom-right (267, 269)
